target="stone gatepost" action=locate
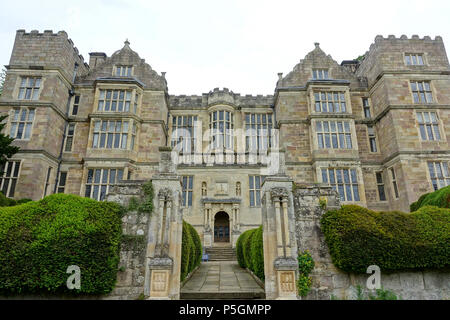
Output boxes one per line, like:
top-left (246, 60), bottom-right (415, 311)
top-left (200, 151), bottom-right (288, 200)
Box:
top-left (144, 147), bottom-right (183, 300)
top-left (261, 172), bottom-right (299, 300)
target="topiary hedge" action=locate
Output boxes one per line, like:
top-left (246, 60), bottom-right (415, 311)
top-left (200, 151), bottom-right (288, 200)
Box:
top-left (236, 226), bottom-right (264, 280)
top-left (0, 191), bottom-right (32, 207)
top-left (0, 193), bottom-right (123, 295)
top-left (180, 220), bottom-right (202, 282)
top-left (321, 204), bottom-right (450, 273)
top-left (410, 185), bottom-right (450, 212)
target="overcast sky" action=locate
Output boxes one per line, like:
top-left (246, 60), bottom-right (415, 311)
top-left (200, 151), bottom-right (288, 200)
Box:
top-left (1, 0), bottom-right (449, 95)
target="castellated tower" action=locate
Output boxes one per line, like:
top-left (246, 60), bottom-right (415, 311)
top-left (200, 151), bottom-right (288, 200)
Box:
top-left (0, 30), bottom-right (168, 200)
top-left (0, 30), bottom-right (449, 224)
top-left (0, 30), bottom-right (89, 199)
top-left (274, 35), bottom-right (450, 212)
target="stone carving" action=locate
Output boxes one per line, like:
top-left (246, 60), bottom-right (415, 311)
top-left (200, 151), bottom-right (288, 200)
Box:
top-left (236, 182), bottom-right (241, 196)
top-left (158, 187), bottom-right (173, 201)
top-left (279, 271), bottom-right (295, 293)
top-left (274, 257), bottom-right (298, 270)
top-left (148, 257), bottom-right (173, 269)
top-left (202, 182), bottom-right (207, 196)
top-left (216, 182), bottom-right (228, 195)
top-left (270, 187), bottom-right (289, 199)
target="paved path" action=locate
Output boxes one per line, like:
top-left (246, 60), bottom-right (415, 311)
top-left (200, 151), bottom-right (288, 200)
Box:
top-left (180, 261), bottom-right (265, 299)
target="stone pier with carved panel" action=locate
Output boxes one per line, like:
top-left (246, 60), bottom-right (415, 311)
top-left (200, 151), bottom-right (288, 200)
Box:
top-left (144, 147), bottom-right (183, 300)
top-left (261, 175), bottom-right (299, 300)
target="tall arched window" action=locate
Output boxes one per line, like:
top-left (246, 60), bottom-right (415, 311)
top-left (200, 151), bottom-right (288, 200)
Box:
top-left (210, 110), bottom-right (233, 150)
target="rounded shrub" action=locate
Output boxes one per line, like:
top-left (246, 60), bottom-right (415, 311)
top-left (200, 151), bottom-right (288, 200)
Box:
top-left (410, 185), bottom-right (450, 211)
top-left (181, 221), bottom-right (191, 281)
top-left (250, 226), bottom-right (264, 280)
top-left (188, 223), bottom-right (202, 268)
top-left (236, 229), bottom-right (249, 268)
top-left (320, 204), bottom-right (450, 273)
top-left (0, 193), bottom-right (122, 295)
top-left (235, 226), bottom-right (265, 281)
top-left (180, 220), bottom-right (202, 282)
top-left (243, 229), bottom-right (256, 268)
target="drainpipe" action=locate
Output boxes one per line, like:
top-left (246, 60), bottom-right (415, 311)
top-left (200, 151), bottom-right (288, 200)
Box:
top-left (53, 63), bottom-right (77, 193)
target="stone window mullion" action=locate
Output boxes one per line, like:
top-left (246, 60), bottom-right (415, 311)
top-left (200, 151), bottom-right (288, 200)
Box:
top-left (10, 107), bottom-right (35, 140)
top-left (0, 160), bottom-right (21, 197)
top-left (411, 81), bottom-right (433, 103)
top-left (321, 168), bottom-right (360, 202)
top-left (245, 113), bottom-right (273, 152)
top-left (92, 119), bottom-right (130, 150)
top-left (316, 120), bottom-right (352, 149)
top-left (18, 76), bottom-right (41, 100)
top-left (249, 175), bottom-right (262, 207)
top-left (85, 168), bottom-right (124, 201)
top-left (427, 161), bottom-right (450, 191)
top-left (417, 111), bottom-right (441, 141)
top-left (314, 91), bottom-right (347, 113)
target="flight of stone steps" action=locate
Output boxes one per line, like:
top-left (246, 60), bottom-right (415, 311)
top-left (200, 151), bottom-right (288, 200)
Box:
top-left (205, 246), bottom-right (237, 261)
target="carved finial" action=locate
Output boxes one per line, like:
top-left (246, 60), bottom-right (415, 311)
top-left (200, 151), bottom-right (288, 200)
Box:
top-left (124, 38), bottom-right (130, 46)
top-left (314, 42), bottom-right (320, 48)
top-left (278, 72), bottom-right (283, 80)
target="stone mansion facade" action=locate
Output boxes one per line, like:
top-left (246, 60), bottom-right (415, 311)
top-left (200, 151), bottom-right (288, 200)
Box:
top-left (0, 30), bottom-right (449, 247)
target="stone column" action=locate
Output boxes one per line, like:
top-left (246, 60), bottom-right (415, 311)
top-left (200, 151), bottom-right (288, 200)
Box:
top-left (203, 203), bottom-right (212, 248)
top-left (145, 147), bottom-right (183, 300)
top-left (231, 203), bottom-right (241, 248)
top-left (261, 174), bottom-right (298, 300)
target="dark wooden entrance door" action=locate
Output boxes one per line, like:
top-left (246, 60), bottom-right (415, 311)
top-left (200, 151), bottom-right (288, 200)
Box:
top-left (214, 211), bottom-right (230, 243)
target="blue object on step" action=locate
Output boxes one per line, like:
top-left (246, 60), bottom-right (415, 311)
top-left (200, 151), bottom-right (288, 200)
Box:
top-left (202, 248), bottom-right (209, 262)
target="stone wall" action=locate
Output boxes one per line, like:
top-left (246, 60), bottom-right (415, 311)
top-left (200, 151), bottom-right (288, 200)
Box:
top-left (293, 184), bottom-right (450, 300)
top-left (104, 180), bottom-right (150, 300)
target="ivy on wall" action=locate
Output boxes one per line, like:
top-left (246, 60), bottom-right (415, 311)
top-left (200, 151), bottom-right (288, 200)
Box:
top-left (127, 181), bottom-right (154, 215)
top-left (297, 250), bottom-right (315, 297)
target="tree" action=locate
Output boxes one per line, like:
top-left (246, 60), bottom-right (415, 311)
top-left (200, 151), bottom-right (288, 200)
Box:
top-left (0, 115), bottom-right (20, 172)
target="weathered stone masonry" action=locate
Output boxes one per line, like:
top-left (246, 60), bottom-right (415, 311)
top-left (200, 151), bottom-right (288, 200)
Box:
top-left (0, 30), bottom-right (449, 299)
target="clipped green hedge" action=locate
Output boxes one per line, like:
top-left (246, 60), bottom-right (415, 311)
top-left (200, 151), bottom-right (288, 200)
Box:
top-left (0, 193), bottom-right (123, 295)
top-left (321, 204), bottom-right (450, 273)
top-left (236, 226), bottom-right (264, 280)
top-left (236, 229), bottom-right (251, 268)
top-left (410, 185), bottom-right (450, 212)
top-left (0, 192), bottom-right (32, 207)
top-left (181, 220), bottom-right (202, 281)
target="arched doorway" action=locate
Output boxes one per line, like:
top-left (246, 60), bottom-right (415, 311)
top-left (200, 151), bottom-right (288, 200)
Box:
top-left (214, 211), bottom-right (230, 243)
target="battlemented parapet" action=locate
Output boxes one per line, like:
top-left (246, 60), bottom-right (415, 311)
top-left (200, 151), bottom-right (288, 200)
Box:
top-left (357, 35), bottom-right (450, 87)
top-left (169, 88), bottom-right (273, 109)
top-left (9, 29), bottom-right (89, 81)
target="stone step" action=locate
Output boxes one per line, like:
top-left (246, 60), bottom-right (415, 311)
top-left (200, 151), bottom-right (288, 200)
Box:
top-left (206, 249), bottom-right (236, 254)
top-left (180, 291), bottom-right (265, 300)
top-left (205, 247), bottom-right (237, 261)
top-left (207, 257), bottom-right (236, 261)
